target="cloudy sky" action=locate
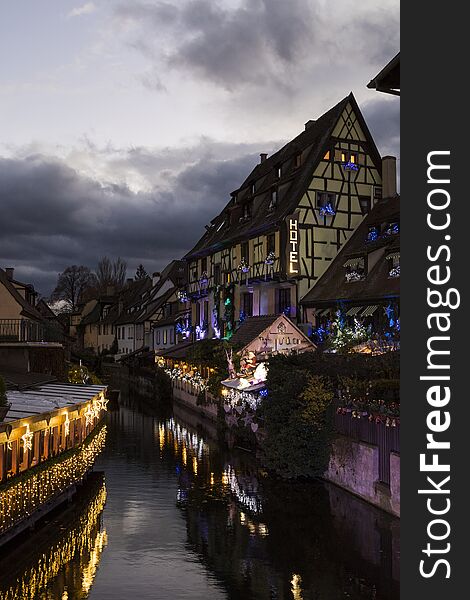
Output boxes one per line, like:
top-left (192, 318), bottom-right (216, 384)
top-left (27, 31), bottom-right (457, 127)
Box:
top-left (0, 0), bottom-right (399, 296)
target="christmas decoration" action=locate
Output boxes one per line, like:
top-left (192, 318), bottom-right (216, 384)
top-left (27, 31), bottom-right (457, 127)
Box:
top-left (319, 202), bottom-right (336, 216)
top-left (264, 251), bottom-right (276, 265)
top-left (343, 161), bottom-right (359, 171)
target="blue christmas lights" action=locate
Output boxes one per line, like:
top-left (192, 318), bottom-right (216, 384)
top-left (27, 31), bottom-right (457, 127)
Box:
top-left (319, 202), bottom-right (336, 216)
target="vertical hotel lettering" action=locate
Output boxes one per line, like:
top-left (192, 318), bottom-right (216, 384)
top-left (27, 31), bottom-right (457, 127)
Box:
top-left (288, 214), bottom-right (300, 274)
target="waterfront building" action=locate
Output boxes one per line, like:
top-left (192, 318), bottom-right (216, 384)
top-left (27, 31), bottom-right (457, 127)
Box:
top-left (0, 267), bottom-right (44, 343)
top-left (301, 182), bottom-right (399, 340)
top-left (183, 93), bottom-right (383, 339)
top-left (0, 382), bottom-right (108, 547)
top-left (79, 291), bottom-right (119, 355)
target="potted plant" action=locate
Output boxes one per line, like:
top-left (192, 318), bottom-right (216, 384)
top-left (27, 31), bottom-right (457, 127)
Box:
top-left (0, 375), bottom-right (11, 422)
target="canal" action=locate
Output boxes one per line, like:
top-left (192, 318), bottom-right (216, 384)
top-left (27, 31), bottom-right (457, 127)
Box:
top-left (0, 390), bottom-right (399, 600)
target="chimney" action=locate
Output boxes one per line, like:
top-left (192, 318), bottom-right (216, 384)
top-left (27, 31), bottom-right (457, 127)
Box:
top-left (5, 268), bottom-right (14, 280)
top-left (304, 120), bottom-right (316, 130)
top-left (260, 153), bottom-right (268, 163)
top-left (382, 156), bottom-right (397, 199)
top-left (152, 271), bottom-right (161, 286)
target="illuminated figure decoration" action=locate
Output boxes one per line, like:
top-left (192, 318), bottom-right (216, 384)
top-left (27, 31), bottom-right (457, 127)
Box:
top-left (21, 424), bottom-right (33, 451)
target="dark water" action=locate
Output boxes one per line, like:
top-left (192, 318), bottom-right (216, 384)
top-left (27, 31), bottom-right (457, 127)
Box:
top-left (0, 392), bottom-right (399, 600)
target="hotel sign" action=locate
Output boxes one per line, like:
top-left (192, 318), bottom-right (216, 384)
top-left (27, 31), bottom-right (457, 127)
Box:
top-left (287, 212), bottom-right (300, 275)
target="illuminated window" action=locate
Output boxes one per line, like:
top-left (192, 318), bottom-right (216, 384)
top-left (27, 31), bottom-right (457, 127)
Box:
top-left (341, 151), bottom-right (357, 163)
top-left (323, 150), bottom-right (330, 160)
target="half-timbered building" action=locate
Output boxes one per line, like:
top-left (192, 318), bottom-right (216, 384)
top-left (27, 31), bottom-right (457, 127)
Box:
top-left (184, 93), bottom-right (383, 338)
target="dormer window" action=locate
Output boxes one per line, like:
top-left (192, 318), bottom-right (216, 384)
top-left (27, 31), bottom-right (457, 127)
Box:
top-left (251, 182), bottom-right (256, 195)
top-left (387, 252), bottom-right (400, 278)
top-left (344, 257), bottom-right (366, 282)
top-left (241, 202), bottom-right (252, 221)
top-left (269, 190), bottom-right (278, 211)
top-left (317, 192), bottom-right (336, 216)
top-left (384, 221), bottom-right (400, 236)
top-left (366, 226), bottom-right (379, 242)
top-left (294, 153), bottom-right (302, 168)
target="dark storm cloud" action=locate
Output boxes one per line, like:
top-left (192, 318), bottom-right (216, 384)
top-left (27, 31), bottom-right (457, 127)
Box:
top-left (115, 0), bottom-right (316, 89)
top-left (361, 96), bottom-right (400, 159)
top-left (0, 147), bottom-right (260, 295)
top-left (114, 0), bottom-right (398, 93)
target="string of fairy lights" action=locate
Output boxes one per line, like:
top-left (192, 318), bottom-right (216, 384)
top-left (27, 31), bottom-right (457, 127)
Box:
top-left (0, 427), bottom-right (107, 535)
top-left (0, 482), bottom-right (107, 600)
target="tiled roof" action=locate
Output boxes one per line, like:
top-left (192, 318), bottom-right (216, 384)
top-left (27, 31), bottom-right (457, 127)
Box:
top-left (184, 93), bottom-right (381, 259)
top-left (301, 196), bottom-right (400, 307)
top-left (230, 315), bottom-right (279, 347)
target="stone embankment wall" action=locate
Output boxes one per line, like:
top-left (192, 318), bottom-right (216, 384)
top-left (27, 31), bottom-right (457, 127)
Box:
top-left (325, 435), bottom-right (400, 517)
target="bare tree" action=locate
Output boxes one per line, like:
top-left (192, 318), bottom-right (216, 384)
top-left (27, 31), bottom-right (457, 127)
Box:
top-left (52, 266), bottom-right (96, 310)
top-left (95, 256), bottom-right (128, 292)
top-left (96, 256), bottom-right (114, 290)
top-left (113, 257), bottom-right (127, 288)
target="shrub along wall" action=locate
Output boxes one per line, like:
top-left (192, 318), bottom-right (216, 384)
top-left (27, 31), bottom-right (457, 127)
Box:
top-left (260, 351), bottom-right (399, 479)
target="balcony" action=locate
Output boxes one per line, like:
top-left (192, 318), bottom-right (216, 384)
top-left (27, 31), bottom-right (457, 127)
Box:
top-left (0, 319), bottom-right (46, 342)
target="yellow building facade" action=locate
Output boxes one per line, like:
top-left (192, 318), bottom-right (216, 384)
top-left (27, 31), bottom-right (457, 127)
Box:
top-left (184, 94), bottom-right (382, 338)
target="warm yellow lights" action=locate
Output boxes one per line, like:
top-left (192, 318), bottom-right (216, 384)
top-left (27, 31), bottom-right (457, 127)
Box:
top-left (0, 482), bottom-right (107, 600)
top-left (64, 413), bottom-right (70, 438)
top-left (291, 574), bottom-right (303, 600)
top-left (21, 424), bottom-right (33, 452)
top-left (0, 427), bottom-right (107, 536)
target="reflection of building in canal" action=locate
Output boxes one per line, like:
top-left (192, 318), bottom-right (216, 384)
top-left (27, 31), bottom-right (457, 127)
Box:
top-left (0, 472), bottom-right (108, 600)
top-left (181, 478), bottom-right (399, 600)
top-left (161, 414), bottom-right (399, 600)
top-left (161, 417), bottom-right (263, 516)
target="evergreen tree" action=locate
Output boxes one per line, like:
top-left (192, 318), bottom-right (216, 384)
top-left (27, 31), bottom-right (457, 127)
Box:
top-left (135, 264), bottom-right (149, 280)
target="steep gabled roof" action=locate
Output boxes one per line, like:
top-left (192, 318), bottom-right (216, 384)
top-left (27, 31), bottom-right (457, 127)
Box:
top-left (0, 268), bottom-right (43, 322)
top-left (301, 196), bottom-right (400, 307)
top-left (230, 315), bottom-right (280, 347)
top-left (114, 277), bottom-right (152, 325)
top-left (185, 93), bottom-right (381, 259)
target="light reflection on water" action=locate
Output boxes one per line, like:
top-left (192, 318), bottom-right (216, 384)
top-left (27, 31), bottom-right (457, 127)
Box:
top-left (0, 394), bottom-right (399, 600)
